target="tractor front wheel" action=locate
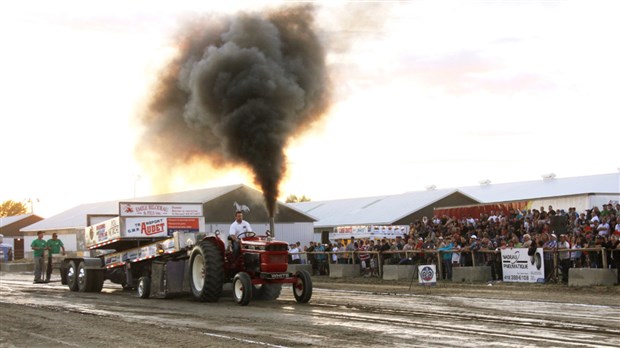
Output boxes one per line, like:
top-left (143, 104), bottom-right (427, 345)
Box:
top-left (292, 270), bottom-right (312, 303)
top-left (232, 272), bottom-right (252, 306)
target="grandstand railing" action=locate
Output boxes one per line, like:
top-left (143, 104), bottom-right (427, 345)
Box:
top-left (292, 247), bottom-right (612, 281)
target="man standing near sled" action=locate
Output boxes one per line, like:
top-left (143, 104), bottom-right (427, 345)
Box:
top-left (45, 232), bottom-right (66, 282)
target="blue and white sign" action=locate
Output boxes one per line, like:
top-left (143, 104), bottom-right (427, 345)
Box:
top-left (418, 264), bottom-right (437, 285)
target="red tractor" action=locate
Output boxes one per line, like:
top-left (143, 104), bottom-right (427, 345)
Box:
top-left (188, 231), bottom-right (312, 306)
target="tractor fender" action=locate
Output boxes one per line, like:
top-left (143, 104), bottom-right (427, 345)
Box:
top-left (198, 235), bottom-right (226, 256)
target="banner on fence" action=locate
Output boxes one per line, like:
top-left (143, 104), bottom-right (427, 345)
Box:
top-left (501, 248), bottom-right (545, 283)
top-left (330, 225), bottom-right (409, 241)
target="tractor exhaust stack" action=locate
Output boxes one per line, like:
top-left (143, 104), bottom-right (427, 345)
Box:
top-left (269, 216), bottom-right (275, 238)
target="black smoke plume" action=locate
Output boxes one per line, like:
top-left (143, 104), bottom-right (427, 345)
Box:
top-left (136, 5), bottom-right (331, 216)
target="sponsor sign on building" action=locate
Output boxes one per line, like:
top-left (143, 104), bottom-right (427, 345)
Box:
top-left (501, 248), bottom-right (545, 283)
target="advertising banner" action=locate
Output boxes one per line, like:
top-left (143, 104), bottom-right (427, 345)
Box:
top-left (104, 253), bottom-right (121, 266)
top-left (123, 217), bottom-right (169, 238)
top-left (434, 201), bottom-right (530, 221)
top-left (330, 225), bottom-right (409, 241)
top-left (119, 203), bottom-right (203, 217)
top-left (501, 248), bottom-right (545, 283)
top-left (85, 217), bottom-right (122, 248)
top-left (418, 264), bottom-right (437, 285)
top-left (122, 217), bottom-right (202, 237)
top-left (167, 217), bottom-right (200, 233)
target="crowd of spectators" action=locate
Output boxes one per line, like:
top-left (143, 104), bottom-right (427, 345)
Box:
top-left (293, 203), bottom-right (620, 284)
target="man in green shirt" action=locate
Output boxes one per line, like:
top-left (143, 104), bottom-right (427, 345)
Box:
top-left (31, 231), bottom-right (47, 283)
top-left (45, 233), bottom-right (66, 282)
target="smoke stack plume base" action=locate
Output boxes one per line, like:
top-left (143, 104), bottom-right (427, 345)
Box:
top-left (269, 216), bottom-right (276, 238)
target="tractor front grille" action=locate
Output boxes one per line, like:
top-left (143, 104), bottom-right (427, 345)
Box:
top-left (266, 244), bottom-right (288, 252)
top-left (268, 254), bottom-right (287, 264)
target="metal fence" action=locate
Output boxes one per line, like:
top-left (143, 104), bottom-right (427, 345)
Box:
top-left (291, 247), bottom-right (615, 282)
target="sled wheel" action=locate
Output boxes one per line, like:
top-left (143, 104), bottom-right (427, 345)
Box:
top-left (137, 276), bottom-right (151, 299)
top-left (90, 270), bottom-right (104, 293)
top-left (77, 261), bottom-right (89, 292)
top-left (66, 260), bottom-right (79, 292)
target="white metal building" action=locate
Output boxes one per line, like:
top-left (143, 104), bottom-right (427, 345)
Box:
top-left (459, 173), bottom-right (620, 211)
top-left (289, 173), bottom-right (619, 243)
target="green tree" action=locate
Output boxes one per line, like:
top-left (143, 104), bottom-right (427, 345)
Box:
top-left (0, 200), bottom-right (28, 216)
top-left (285, 194), bottom-right (311, 203)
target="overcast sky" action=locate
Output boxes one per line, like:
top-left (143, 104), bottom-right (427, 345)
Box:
top-left (1, 0), bottom-right (618, 217)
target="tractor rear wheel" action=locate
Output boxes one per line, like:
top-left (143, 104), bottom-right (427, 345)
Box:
top-left (66, 261), bottom-right (79, 292)
top-left (232, 272), bottom-right (252, 306)
top-left (189, 239), bottom-right (224, 302)
top-left (292, 270), bottom-right (312, 303)
top-left (253, 284), bottom-right (282, 300)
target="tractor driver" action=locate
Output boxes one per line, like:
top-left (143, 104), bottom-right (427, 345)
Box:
top-left (229, 211), bottom-right (252, 257)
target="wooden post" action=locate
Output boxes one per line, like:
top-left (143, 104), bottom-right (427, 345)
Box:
top-left (436, 251), bottom-right (443, 278)
top-left (553, 250), bottom-right (558, 283)
top-left (378, 252), bottom-right (383, 278)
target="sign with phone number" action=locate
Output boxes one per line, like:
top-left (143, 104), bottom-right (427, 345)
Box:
top-left (501, 248), bottom-right (545, 283)
top-left (504, 274), bottom-right (531, 281)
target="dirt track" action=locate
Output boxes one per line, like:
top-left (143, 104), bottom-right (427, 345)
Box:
top-left (1, 271), bottom-right (619, 347)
